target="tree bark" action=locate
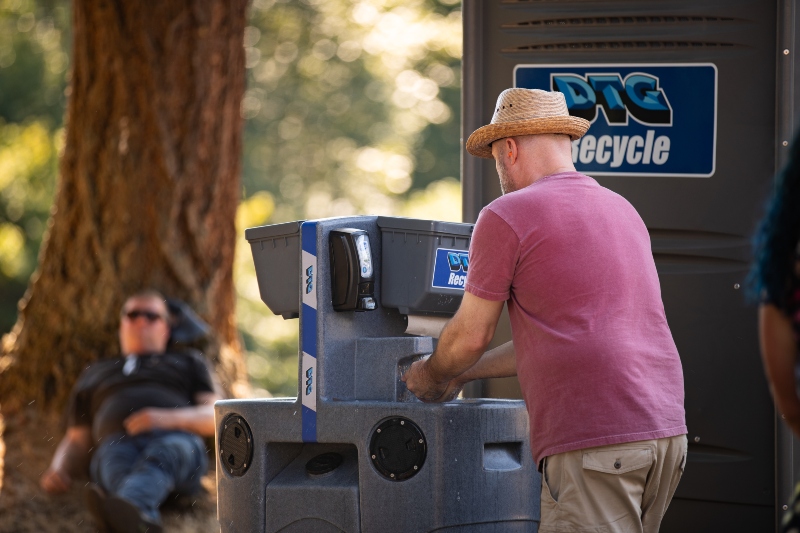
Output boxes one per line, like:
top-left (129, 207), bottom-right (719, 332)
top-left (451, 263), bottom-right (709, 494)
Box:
top-left (0, 0), bottom-right (249, 412)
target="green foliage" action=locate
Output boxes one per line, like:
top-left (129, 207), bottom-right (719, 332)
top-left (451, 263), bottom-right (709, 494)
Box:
top-left (0, 0), bottom-right (69, 332)
top-left (241, 0), bottom-right (462, 221)
top-left (0, 0), bottom-right (69, 125)
top-left (0, 0), bottom-right (463, 398)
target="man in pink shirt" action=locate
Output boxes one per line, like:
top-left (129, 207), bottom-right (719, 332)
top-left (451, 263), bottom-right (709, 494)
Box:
top-left (403, 88), bottom-right (687, 533)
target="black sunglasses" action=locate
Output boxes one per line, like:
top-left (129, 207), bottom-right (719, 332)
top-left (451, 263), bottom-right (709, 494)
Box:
top-left (123, 309), bottom-right (166, 323)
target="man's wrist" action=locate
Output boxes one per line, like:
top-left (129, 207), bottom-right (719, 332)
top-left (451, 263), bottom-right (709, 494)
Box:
top-left (424, 353), bottom-right (451, 385)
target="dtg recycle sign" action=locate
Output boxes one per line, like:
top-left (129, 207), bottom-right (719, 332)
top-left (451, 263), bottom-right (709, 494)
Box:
top-left (515, 64), bottom-right (717, 177)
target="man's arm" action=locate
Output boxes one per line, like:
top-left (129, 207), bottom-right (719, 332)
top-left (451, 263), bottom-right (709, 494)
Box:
top-left (40, 426), bottom-right (93, 494)
top-left (436, 340), bottom-right (519, 401)
top-left (402, 292), bottom-right (505, 401)
top-left (123, 391), bottom-right (221, 437)
top-left (759, 304), bottom-right (800, 438)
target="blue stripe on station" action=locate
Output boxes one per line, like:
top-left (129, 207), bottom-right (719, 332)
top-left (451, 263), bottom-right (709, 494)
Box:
top-left (300, 220), bottom-right (318, 443)
top-left (301, 405), bottom-right (317, 443)
top-left (302, 221), bottom-right (317, 257)
top-left (302, 306), bottom-right (317, 357)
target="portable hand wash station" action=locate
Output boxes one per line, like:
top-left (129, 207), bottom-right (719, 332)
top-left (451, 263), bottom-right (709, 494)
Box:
top-left (215, 216), bottom-right (540, 532)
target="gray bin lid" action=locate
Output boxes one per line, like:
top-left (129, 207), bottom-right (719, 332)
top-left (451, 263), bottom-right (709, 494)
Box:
top-left (245, 221), bottom-right (303, 242)
top-left (376, 216), bottom-right (473, 237)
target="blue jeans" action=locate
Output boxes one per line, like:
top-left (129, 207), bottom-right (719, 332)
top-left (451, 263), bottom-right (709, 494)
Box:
top-left (90, 430), bottom-right (208, 522)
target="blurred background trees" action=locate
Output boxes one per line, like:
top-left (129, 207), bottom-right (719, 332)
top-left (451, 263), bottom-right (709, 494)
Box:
top-left (0, 0), bottom-right (251, 412)
top-left (0, 0), bottom-right (463, 399)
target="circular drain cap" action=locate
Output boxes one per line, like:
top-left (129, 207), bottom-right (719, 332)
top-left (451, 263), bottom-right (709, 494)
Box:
top-left (306, 452), bottom-right (343, 476)
top-left (219, 414), bottom-right (253, 476)
top-left (369, 417), bottom-right (426, 481)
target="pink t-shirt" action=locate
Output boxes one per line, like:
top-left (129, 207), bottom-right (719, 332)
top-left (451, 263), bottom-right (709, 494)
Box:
top-left (465, 171), bottom-right (686, 465)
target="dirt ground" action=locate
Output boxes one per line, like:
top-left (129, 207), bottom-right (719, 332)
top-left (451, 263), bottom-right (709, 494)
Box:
top-left (0, 409), bottom-right (220, 533)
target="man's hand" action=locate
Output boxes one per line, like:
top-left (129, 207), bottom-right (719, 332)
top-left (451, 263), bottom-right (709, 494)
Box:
top-left (402, 357), bottom-right (451, 402)
top-left (124, 408), bottom-right (171, 435)
top-left (437, 377), bottom-right (466, 402)
top-left (401, 293), bottom-right (506, 402)
top-left (40, 467), bottom-right (72, 494)
top-left (404, 340), bottom-right (519, 403)
top-left (40, 426), bottom-right (92, 495)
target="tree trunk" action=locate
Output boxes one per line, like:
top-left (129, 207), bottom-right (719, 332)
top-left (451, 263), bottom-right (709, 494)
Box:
top-left (0, 0), bottom-right (249, 413)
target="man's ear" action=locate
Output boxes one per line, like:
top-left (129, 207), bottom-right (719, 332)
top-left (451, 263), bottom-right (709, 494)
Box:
top-left (505, 138), bottom-right (518, 162)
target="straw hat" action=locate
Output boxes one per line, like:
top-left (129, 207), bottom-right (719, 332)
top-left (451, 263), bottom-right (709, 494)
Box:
top-left (466, 88), bottom-right (591, 159)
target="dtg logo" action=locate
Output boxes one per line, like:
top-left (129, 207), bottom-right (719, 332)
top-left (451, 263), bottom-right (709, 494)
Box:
top-left (515, 64), bottom-right (717, 176)
top-left (305, 265), bottom-right (313, 294)
top-left (552, 73), bottom-right (672, 126)
top-left (447, 252), bottom-right (469, 273)
top-left (446, 252), bottom-right (468, 287)
top-left (433, 248), bottom-right (471, 289)
top-left (552, 73), bottom-right (674, 169)
top-left (305, 367), bottom-right (313, 396)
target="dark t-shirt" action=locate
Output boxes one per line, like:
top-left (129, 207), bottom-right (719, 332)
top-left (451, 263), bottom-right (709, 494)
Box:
top-left (67, 351), bottom-right (215, 443)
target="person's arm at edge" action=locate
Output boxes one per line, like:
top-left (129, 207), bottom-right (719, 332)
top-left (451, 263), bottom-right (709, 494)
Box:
top-left (123, 391), bottom-right (221, 438)
top-left (759, 303), bottom-right (800, 438)
top-left (40, 425), bottom-right (93, 494)
top-left (436, 340), bottom-right (518, 401)
top-left (402, 292), bottom-right (505, 401)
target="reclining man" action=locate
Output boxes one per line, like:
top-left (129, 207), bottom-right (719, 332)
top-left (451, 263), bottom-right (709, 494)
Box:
top-left (403, 88), bottom-right (687, 533)
top-left (40, 289), bottom-right (220, 533)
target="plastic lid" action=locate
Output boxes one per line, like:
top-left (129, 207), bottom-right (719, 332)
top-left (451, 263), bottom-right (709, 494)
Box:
top-left (376, 216), bottom-right (473, 237)
top-left (244, 221), bottom-right (303, 242)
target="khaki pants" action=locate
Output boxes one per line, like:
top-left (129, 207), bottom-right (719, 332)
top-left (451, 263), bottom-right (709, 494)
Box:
top-left (539, 435), bottom-right (687, 533)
